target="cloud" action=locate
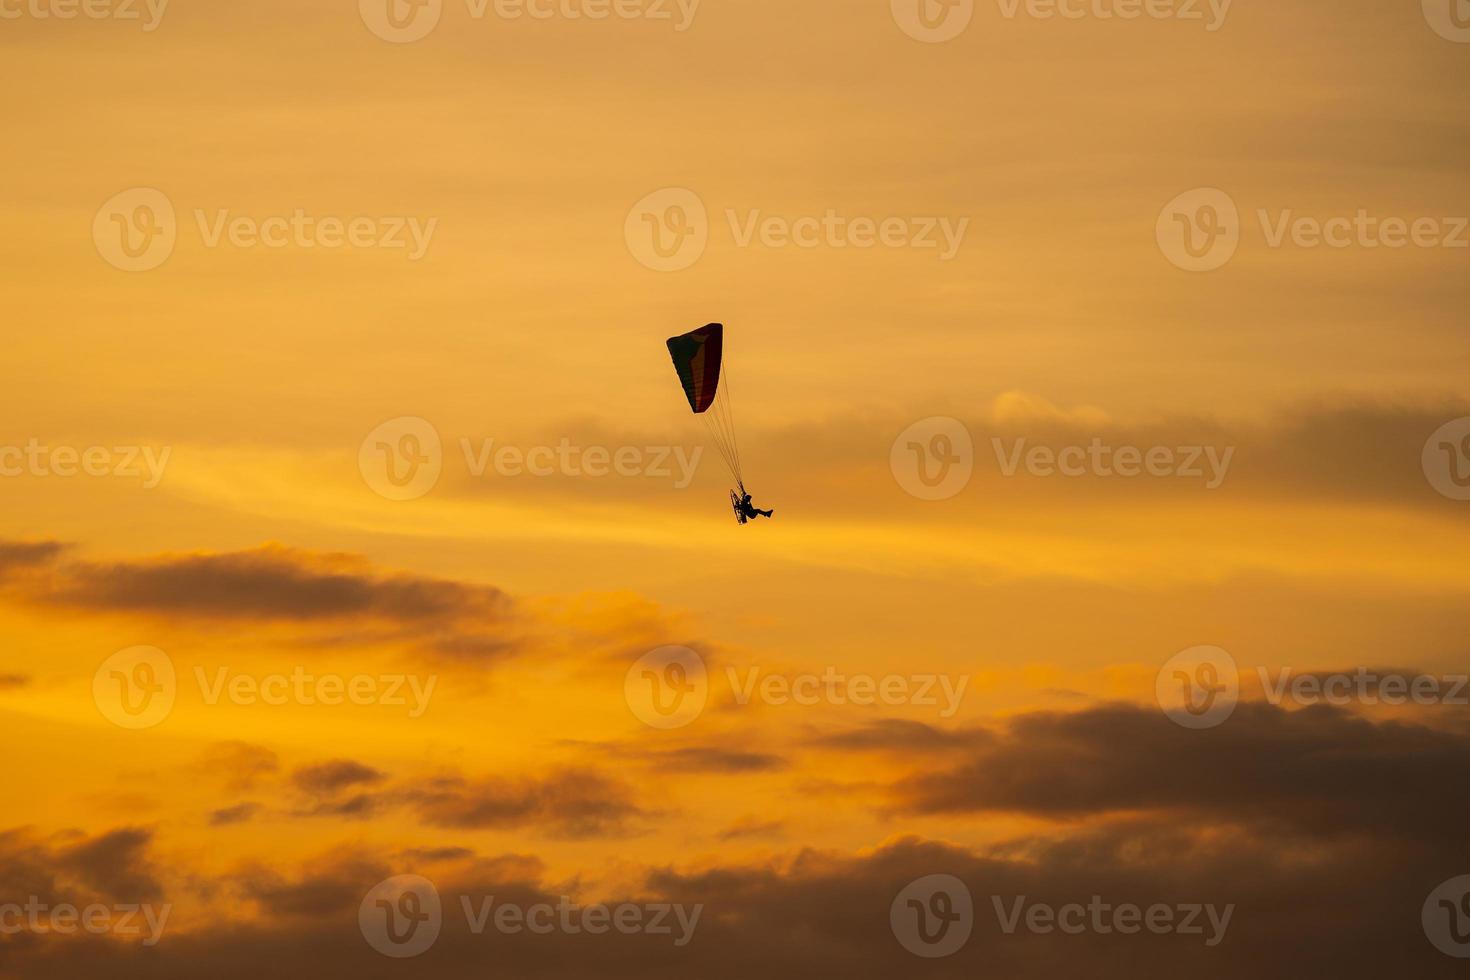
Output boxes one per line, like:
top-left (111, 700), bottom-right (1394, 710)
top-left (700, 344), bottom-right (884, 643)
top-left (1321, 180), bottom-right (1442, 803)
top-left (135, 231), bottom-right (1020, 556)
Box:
top-left (576, 738), bottom-right (789, 774)
top-left (809, 718), bottom-right (992, 753)
top-left (402, 769), bottom-right (646, 839)
top-left (718, 818), bottom-right (786, 841)
top-left (2, 826), bottom-right (1461, 979)
top-left (0, 540), bottom-right (66, 572)
top-left (884, 700), bottom-right (1470, 841)
top-left (0, 826), bottom-right (160, 907)
top-left (207, 804), bottom-right (262, 827)
top-left (1, 543), bottom-right (527, 662)
top-left (291, 761), bottom-right (387, 796)
top-left (48, 544), bottom-right (508, 623)
top-left (194, 742), bottom-right (281, 794)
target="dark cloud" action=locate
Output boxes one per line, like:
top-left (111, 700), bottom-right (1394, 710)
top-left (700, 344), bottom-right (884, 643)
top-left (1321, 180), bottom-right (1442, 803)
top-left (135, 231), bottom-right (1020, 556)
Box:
top-left (287, 761), bottom-right (390, 820)
top-left (579, 739), bottom-right (789, 774)
top-left (0, 826), bottom-right (160, 907)
top-left (195, 742), bottom-right (281, 793)
top-left (809, 718), bottom-right (992, 753)
top-left (0, 543), bottom-right (525, 662)
top-left (48, 544), bottom-right (509, 623)
top-left (208, 803), bottom-right (262, 827)
top-left (887, 700), bottom-right (1470, 841)
top-left (1, 828), bottom-right (1463, 979)
top-left (0, 540), bottom-right (66, 572)
top-left (641, 747), bottom-right (786, 773)
top-left (718, 818), bottom-right (786, 841)
top-left (291, 761), bottom-right (387, 795)
top-left (402, 769), bottom-right (645, 839)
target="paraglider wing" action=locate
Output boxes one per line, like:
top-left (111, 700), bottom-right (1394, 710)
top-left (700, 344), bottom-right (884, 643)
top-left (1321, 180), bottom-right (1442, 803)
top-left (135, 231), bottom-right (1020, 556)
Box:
top-left (666, 323), bottom-right (723, 414)
top-left (666, 321), bottom-right (743, 489)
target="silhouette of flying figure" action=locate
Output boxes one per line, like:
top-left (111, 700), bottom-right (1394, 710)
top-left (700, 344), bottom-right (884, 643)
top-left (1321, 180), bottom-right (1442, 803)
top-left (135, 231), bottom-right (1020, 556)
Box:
top-left (736, 491), bottom-right (773, 522)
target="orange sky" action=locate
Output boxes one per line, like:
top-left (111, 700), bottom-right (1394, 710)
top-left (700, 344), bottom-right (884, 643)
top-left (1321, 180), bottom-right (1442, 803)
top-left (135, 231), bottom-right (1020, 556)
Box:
top-left (1, 1), bottom-right (1468, 976)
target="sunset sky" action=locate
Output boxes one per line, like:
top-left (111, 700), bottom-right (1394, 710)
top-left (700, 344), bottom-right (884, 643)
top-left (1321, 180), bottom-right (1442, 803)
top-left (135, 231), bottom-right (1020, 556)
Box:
top-left (1, 0), bottom-right (1468, 976)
